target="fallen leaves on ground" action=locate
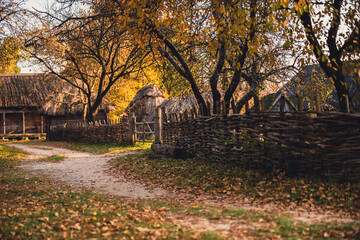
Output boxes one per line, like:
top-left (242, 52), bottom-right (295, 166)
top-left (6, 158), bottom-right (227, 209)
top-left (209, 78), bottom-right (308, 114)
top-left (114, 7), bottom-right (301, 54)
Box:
top-left (113, 151), bottom-right (360, 219)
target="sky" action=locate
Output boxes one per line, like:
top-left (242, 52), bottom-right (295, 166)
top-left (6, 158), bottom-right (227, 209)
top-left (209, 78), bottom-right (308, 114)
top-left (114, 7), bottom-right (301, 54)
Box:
top-left (19, 0), bottom-right (55, 73)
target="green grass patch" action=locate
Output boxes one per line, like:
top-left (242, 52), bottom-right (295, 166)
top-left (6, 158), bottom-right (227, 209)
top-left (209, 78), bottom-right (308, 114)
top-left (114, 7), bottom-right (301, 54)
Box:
top-left (37, 155), bottom-right (66, 163)
top-left (115, 150), bottom-right (360, 216)
top-left (23, 140), bottom-right (151, 154)
top-left (0, 145), bottom-right (27, 170)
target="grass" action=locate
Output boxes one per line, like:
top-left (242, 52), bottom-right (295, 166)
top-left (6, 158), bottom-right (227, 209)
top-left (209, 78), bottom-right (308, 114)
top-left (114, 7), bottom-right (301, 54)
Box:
top-left (1, 143), bottom-right (359, 239)
top-left (22, 140), bottom-right (152, 154)
top-left (37, 155), bottom-right (66, 163)
top-left (115, 150), bottom-right (360, 216)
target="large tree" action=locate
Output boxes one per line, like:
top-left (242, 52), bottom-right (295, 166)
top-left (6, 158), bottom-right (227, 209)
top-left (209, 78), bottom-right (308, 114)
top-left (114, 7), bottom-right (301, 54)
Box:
top-left (102, 0), bottom-right (282, 115)
top-left (0, 37), bottom-right (21, 73)
top-left (0, 0), bottom-right (26, 74)
top-left (28, 12), bottom-right (148, 121)
top-left (279, 0), bottom-right (360, 111)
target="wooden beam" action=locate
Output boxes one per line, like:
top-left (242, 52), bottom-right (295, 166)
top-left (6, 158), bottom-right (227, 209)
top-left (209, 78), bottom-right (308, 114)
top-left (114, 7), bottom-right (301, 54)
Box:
top-left (0, 110), bottom-right (29, 114)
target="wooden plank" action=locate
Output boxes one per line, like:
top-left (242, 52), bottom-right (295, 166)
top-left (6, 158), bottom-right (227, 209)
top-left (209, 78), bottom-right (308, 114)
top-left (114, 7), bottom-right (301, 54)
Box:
top-left (0, 110), bottom-right (26, 114)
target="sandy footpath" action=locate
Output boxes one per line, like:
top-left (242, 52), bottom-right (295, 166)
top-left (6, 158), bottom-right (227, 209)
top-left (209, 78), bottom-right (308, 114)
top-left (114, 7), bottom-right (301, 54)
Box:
top-left (7, 143), bottom-right (167, 199)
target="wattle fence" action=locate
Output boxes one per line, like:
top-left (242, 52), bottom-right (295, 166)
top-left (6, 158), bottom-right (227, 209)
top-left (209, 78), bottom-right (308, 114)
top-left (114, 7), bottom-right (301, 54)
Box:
top-left (48, 120), bottom-right (131, 143)
top-left (47, 108), bottom-right (360, 181)
top-left (162, 111), bottom-right (360, 182)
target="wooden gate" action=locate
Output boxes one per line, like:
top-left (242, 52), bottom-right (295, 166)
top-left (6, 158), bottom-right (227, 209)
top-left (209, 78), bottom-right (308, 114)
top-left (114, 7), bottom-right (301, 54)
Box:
top-left (136, 120), bottom-right (154, 144)
top-left (129, 109), bottom-right (162, 144)
top-left (129, 113), bottom-right (154, 144)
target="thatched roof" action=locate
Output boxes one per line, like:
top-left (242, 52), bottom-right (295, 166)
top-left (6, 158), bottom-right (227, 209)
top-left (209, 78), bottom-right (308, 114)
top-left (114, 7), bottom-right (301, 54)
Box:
top-left (131, 84), bottom-right (166, 102)
top-left (157, 92), bottom-right (213, 114)
top-left (144, 91), bottom-right (213, 122)
top-left (125, 84), bottom-right (166, 121)
top-left (0, 73), bottom-right (58, 108)
top-left (0, 73), bottom-right (112, 116)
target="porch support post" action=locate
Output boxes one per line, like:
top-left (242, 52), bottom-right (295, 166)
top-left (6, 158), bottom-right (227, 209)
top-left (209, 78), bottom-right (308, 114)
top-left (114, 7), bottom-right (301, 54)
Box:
top-left (22, 111), bottom-right (26, 135)
top-left (41, 115), bottom-right (44, 134)
top-left (2, 112), bottom-right (5, 136)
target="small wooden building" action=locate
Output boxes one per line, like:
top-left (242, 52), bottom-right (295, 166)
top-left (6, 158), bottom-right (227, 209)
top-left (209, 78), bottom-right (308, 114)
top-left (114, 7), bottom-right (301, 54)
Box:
top-left (0, 74), bottom-right (111, 139)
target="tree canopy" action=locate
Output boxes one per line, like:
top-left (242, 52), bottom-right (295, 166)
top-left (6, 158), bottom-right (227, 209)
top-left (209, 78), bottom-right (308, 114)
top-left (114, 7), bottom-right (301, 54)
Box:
top-left (0, 0), bottom-right (27, 74)
top-left (28, 10), bottom-right (149, 121)
top-left (277, 0), bottom-right (360, 111)
top-left (25, 0), bottom-right (360, 116)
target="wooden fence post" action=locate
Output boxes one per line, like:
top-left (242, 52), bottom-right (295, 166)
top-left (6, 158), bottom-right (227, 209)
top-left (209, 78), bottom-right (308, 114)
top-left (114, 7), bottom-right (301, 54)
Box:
top-left (245, 100), bottom-right (250, 115)
top-left (199, 104), bottom-right (204, 116)
top-left (129, 112), bottom-right (136, 145)
top-left (154, 108), bottom-right (162, 143)
top-left (280, 96), bottom-right (285, 116)
top-left (206, 101), bottom-right (211, 115)
top-left (345, 94), bottom-right (350, 113)
top-left (315, 92), bottom-right (321, 113)
top-left (161, 107), bottom-right (168, 123)
top-left (260, 97), bottom-right (265, 112)
top-left (297, 95), bottom-right (303, 112)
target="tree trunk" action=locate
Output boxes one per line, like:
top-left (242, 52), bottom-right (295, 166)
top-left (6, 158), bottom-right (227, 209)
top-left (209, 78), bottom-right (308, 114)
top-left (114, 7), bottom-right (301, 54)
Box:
top-left (330, 67), bottom-right (349, 112)
top-left (253, 94), bottom-right (260, 112)
top-left (212, 89), bottom-right (221, 114)
top-left (235, 90), bottom-right (255, 113)
top-left (86, 105), bottom-right (95, 122)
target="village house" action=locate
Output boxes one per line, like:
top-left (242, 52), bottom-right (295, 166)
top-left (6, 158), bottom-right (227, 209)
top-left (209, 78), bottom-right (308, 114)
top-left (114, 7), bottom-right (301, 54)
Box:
top-left (265, 64), bottom-right (360, 112)
top-left (0, 73), bottom-right (112, 139)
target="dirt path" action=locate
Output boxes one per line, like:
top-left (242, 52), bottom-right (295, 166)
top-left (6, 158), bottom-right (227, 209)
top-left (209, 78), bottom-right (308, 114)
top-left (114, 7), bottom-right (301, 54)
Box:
top-left (8, 143), bottom-right (167, 199)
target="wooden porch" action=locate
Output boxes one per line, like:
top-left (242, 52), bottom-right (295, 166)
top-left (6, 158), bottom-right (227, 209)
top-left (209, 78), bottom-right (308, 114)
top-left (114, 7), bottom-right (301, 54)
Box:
top-left (0, 110), bottom-right (47, 139)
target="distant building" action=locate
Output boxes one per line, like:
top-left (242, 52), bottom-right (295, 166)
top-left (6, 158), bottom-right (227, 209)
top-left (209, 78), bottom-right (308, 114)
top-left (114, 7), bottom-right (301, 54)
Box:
top-left (0, 73), bottom-right (112, 139)
top-left (265, 64), bottom-right (360, 112)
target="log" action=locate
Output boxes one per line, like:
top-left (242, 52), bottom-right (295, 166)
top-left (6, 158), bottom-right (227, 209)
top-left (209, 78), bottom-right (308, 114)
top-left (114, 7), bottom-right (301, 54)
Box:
top-left (151, 143), bottom-right (187, 159)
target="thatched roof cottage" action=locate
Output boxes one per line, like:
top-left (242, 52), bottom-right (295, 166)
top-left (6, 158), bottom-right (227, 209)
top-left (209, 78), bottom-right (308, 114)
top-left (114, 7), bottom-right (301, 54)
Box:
top-left (0, 73), bottom-right (111, 139)
top-left (125, 84), bottom-right (166, 122)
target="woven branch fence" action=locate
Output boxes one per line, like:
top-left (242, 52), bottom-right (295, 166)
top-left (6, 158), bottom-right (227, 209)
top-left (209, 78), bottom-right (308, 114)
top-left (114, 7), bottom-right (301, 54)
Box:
top-left (48, 118), bottom-right (131, 143)
top-left (162, 111), bottom-right (360, 182)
